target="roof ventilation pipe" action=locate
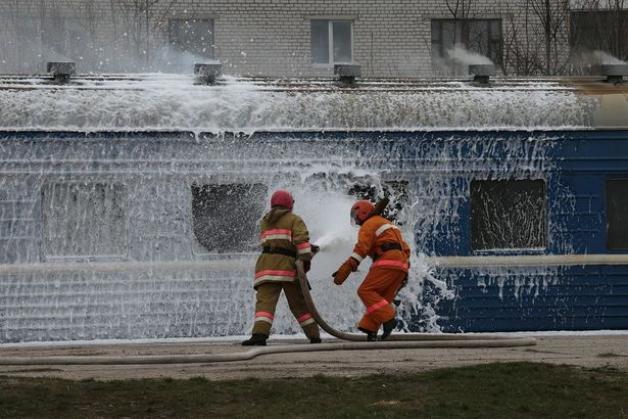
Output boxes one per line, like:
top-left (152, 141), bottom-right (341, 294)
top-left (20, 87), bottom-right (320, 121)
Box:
top-left (334, 63), bottom-right (361, 85)
top-left (47, 61), bottom-right (76, 83)
top-left (194, 62), bottom-right (223, 84)
top-left (469, 64), bottom-right (496, 86)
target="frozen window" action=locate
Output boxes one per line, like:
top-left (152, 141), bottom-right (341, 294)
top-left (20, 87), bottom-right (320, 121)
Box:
top-left (347, 179), bottom-right (408, 225)
top-left (431, 19), bottom-right (502, 67)
top-left (382, 181), bottom-right (409, 226)
top-left (570, 11), bottom-right (628, 61)
top-left (169, 19), bottom-right (214, 59)
top-left (42, 183), bottom-right (128, 258)
top-left (470, 180), bottom-right (546, 250)
top-left (607, 179), bottom-right (628, 250)
top-left (311, 20), bottom-right (353, 64)
top-left (191, 183), bottom-right (267, 253)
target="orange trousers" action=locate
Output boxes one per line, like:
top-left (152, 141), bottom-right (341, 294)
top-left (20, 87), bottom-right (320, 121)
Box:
top-left (357, 267), bottom-right (407, 332)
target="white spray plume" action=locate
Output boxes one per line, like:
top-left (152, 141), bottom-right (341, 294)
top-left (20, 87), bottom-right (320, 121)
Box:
top-left (447, 45), bottom-right (493, 66)
top-left (294, 189), bottom-right (356, 254)
top-left (591, 50), bottom-right (625, 65)
top-left (153, 46), bottom-right (221, 74)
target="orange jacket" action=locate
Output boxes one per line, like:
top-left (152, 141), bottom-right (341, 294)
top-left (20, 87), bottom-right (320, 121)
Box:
top-left (350, 215), bottom-right (411, 272)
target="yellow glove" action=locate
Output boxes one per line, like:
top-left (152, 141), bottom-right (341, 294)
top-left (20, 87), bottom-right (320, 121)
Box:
top-left (332, 257), bottom-right (359, 285)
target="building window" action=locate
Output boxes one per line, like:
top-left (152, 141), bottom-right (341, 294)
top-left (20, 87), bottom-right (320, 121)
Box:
top-left (607, 179), bottom-right (628, 250)
top-left (431, 19), bottom-right (502, 67)
top-left (42, 183), bottom-right (128, 258)
top-left (191, 183), bottom-right (267, 253)
top-left (570, 11), bottom-right (628, 62)
top-left (13, 17), bottom-right (42, 72)
top-left (470, 180), bottom-right (546, 250)
top-left (311, 20), bottom-right (352, 64)
top-left (169, 18), bottom-right (214, 59)
top-left (41, 15), bottom-right (67, 56)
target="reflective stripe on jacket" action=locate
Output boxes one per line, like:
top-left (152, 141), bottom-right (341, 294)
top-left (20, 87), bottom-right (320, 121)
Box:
top-left (351, 215), bottom-right (410, 272)
top-left (254, 207), bottom-right (312, 288)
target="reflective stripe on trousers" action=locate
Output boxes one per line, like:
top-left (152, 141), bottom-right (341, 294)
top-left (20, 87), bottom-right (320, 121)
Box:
top-left (254, 269), bottom-right (296, 283)
top-left (297, 312), bottom-right (315, 326)
top-left (255, 311), bottom-right (275, 325)
top-left (366, 299), bottom-right (390, 314)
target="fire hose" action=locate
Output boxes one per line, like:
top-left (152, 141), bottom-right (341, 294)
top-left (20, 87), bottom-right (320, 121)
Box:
top-left (296, 261), bottom-right (534, 345)
top-left (0, 261), bottom-right (535, 366)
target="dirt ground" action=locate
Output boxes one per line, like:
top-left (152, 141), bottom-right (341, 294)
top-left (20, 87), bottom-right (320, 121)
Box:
top-left (0, 335), bottom-right (626, 382)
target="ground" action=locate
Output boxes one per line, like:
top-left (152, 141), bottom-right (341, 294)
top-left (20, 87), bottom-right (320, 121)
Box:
top-left (0, 335), bottom-right (626, 381)
top-left (1, 362), bottom-right (628, 418)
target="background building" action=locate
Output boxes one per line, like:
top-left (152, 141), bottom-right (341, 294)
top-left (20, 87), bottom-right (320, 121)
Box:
top-left (0, 0), bottom-right (626, 77)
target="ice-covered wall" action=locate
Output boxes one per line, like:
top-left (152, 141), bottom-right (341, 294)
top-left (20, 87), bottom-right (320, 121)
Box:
top-left (0, 130), bottom-right (568, 342)
top-left (0, 76), bottom-right (600, 131)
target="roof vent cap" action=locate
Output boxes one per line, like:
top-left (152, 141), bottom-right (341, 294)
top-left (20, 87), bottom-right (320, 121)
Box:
top-left (47, 61), bottom-right (76, 83)
top-left (469, 64), bottom-right (496, 85)
top-left (600, 64), bottom-right (628, 84)
top-left (194, 62), bottom-right (223, 84)
top-left (334, 63), bottom-right (361, 85)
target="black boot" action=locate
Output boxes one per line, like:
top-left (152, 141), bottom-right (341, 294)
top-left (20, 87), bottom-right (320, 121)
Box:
top-left (358, 327), bottom-right (378, 342)
top-left (309, 337), bottom-right (322, 344)
top-left (381, 318), bottom-right (397, 340)
top-left (242, 333), bottom-right (267, 346)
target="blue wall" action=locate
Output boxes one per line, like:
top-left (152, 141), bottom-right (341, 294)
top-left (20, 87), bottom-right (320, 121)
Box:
top-left (246, 130), bottom-right (628, 331)
top-left (0, 129), bottom-right (626, 335)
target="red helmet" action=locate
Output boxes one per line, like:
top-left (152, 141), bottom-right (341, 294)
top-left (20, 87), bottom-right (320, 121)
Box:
top-left (271, 189), bottom-right (294, 209)
top-left (350, 200), bottom-right (375, 225)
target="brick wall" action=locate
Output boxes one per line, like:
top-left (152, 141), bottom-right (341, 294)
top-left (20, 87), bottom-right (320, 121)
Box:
top-left (0, 0), bottom-right (570, 77)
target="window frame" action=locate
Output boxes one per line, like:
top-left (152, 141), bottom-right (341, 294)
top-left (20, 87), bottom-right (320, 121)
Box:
top-left (469, 178), bottom-right (548, 253)
top-left (310, 19), bottom-right (354, 66)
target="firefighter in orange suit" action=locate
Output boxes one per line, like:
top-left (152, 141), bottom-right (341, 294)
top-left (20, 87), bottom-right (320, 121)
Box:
top-left (333, 200), bottom-right (411, 341)
top-left (242, 190), bottom-right (321, 346)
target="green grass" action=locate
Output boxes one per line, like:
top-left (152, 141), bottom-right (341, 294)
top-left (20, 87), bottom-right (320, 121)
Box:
top-left (1, 362), bottom-right (627, 418)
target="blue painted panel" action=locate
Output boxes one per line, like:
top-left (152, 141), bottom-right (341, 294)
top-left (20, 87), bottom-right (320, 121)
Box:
top-left (432, 263), bottom-right (628, 331)
top-left (1, 129), bottom-right (628, 334)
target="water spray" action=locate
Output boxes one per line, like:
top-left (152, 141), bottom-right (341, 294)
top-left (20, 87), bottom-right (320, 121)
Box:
top-left (0, 259), bottom-right (536, 366)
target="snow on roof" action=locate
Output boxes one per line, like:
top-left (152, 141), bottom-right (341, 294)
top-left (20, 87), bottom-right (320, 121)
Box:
top-left (0, 74), bottom-right (626, 132)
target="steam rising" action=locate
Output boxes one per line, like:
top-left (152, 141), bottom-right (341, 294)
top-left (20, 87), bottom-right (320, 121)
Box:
top-left (447, 45), bottom-right (494, 66)
top-left (591, 50), bottom-right (625, 65)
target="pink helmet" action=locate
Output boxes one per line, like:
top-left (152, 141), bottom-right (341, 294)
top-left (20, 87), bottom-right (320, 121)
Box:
top-left (271, 190), bottom-right (294, 209)
top-left (350, 200), bottom-right (375, 225)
